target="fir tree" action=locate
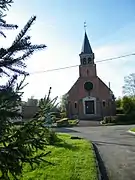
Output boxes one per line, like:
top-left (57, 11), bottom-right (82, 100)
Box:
top-left (0, 1), bottom-right (56, 179)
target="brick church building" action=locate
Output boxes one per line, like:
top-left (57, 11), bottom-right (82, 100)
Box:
top-left (66, 31), bottom-right (116, 120)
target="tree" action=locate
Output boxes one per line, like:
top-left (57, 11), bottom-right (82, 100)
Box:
top-left (38, 87), bottom-right (59, 124)
top-left (0, 1), bottom-right (56, 179)
top-left (123, 73), bottom-right (135, 97)
top-left (122, 96), bottom-right (135, 114)
top-left (115, 97), bottom-right (122, 108)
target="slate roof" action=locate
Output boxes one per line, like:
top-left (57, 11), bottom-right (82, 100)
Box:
top-left (81, 32), bottom-right (93, 54)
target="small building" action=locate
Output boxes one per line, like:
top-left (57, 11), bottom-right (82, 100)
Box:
top-left (66, 31), bottom-right (116, 120)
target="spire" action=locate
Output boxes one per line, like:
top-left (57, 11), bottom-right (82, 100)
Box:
top-left (81, 31), bottom-right (93, 54)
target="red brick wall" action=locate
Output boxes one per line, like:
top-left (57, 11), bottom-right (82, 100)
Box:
top-left (67, 65), bottom-right (115, 119)
top-left (79, 64), bottom-right (97, 77)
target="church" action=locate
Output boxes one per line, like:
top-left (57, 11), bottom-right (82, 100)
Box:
top-left (66, 31), bottom-right (116, 120)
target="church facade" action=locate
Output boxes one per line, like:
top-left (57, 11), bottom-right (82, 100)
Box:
top-left (66, 31), bottom-right (116, 120)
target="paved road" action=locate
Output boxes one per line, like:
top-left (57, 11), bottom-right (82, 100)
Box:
top-left (57, 124), bottom-right (135, 180)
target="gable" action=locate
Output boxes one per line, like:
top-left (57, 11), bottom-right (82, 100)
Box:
top-left (97, 77), bottom-right (113, 99)
top-left (98, 77), bottom-right (110, 90)
top-left (67, 78), bottom-right (79, 95)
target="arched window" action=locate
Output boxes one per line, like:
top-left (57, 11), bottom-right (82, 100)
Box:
top-left (74, 102), bottom-right (77, 108)
top-left (87, 69), bottom-right (89, 76)
top-left (102, 100), bottom-right (106, 107)
top-left (81, 59), bottom-right (83, 65)
top-left (88, 57), bottom-right (91, 64)
top-left (83, 58), bottom-right (86, 65)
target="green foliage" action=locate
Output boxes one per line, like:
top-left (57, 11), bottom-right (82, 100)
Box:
top-left (0, 0), bottom-right (18, 38)
top-left (116, 108), bottom-right (124, 114)
top-left (0, 1), bottom-right (53, 179)
top-left (116, 113), bottom-right (135, 124)
top-left (56, 118), bottom-right (79, 127)
top-left (130, 128), bottom-right (135, 132)
top-left (0, 79), bottom-right (56, 179)
top-left (0, 15), bottom-right (46, 76)
top-left (0, 117), bottom-right (52, 179)
top-left (0, 1), bottom-right (13, 16)
top-left (103, 113), bottom-right (135, 125)
top-left (37, 87), bottom-right (58, 126)
top-left (115, 98), bottom-right (122, 108)
top-left (68, 119), bottom-right (79, 126)
top-left (45, 129), bottom-right (60, 145)
top-left (56, 118), bottom-right (69, 127)
top-left (115, 96), bottom-right (135, 115)
top-left (122, 96), bottom-right (135, 114)
top-left (60, 111), bottom-right (67, 118)
top-left (103, 116), bottom-right (116, 124)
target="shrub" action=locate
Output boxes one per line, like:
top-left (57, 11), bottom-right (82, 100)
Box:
top-left (116, 114), bottom-right (127, 123)
top-left (116, 108), bottom-right (124, 114)
top-left (54, 111), bottom-right (61, 119)
top-left (68, 119), bottom-right (79, 126)
top-left (53, 117), bottom-right (60, 122)
top-left (103, 112), bottom-right (135, 125)
top-left (125, 112), bottom-right (135, 123)
top-left (60, 112), bottom-right (67, 118)
top-left (103, 116), bottom-right (117, 124)
top-left (45, 129), bottom-right (60, 145)
top-left (56, 118), bottom-right (69, 127)
top-left (116, 112), bottom-right (135, 124)
top-left (122, 96), bottom-right (135, 114)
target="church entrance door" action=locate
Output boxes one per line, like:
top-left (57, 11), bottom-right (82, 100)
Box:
top-left (85, 100), bottom-right (95, 114)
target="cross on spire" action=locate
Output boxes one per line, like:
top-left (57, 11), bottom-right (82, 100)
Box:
top-left (84, 21), bottom-right (87, 31)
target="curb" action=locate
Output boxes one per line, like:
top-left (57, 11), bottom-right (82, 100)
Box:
top-left (91, 143), bottom-right (102, 180)
top-left (127, 130), bottom-right (135, 136)
top-left (92, 143), bottom-right (109, 180)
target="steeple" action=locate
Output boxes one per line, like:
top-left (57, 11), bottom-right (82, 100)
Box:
top-left (79, 31), bottom-right (95, 65)
top-left (81, 32), bottom-right (93, 54)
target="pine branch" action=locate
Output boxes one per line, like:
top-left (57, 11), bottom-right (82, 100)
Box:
top-left (0, 23), bottom-right (17, 29)
top-left (0, 16), bottom-right (46, 76)
top-left (6, 66), bottom-right (29, 75)
top-left (0, 1), bottom-right (18, 38)
top-left (0, 30), bottom-right (6, 37)
top-left (12, 16), bottom-right (36, 46)
top-left (0, 0), bottom-right (13, 11)
top-left (0, 0), bottom-right (13, 20)
top-left (0, 22), bottom-right (18, 38)
top-left (0, 1), bottom-right (52, 179)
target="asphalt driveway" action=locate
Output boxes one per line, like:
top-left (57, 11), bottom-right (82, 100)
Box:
top-left (56, 124), bottom-right (135, 180)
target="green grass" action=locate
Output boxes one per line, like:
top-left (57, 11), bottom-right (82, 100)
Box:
top-left (21, 134), bottom-right (97, 180)
top-left (68, 119), bottom-right (79, 126)
top-left (130, 128), bottom-right (135, 132)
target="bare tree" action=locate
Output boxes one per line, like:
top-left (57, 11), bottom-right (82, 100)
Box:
top-left (123, 73), bottom-right (135, 97)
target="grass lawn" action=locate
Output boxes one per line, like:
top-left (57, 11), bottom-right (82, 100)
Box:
top-left (21, 134), bottom-right (97, 180)
top-left (130, 128), bottom-right (135, 132)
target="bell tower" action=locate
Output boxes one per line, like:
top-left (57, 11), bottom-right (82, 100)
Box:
top-left (79, 31), bottom-right (97, 77)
